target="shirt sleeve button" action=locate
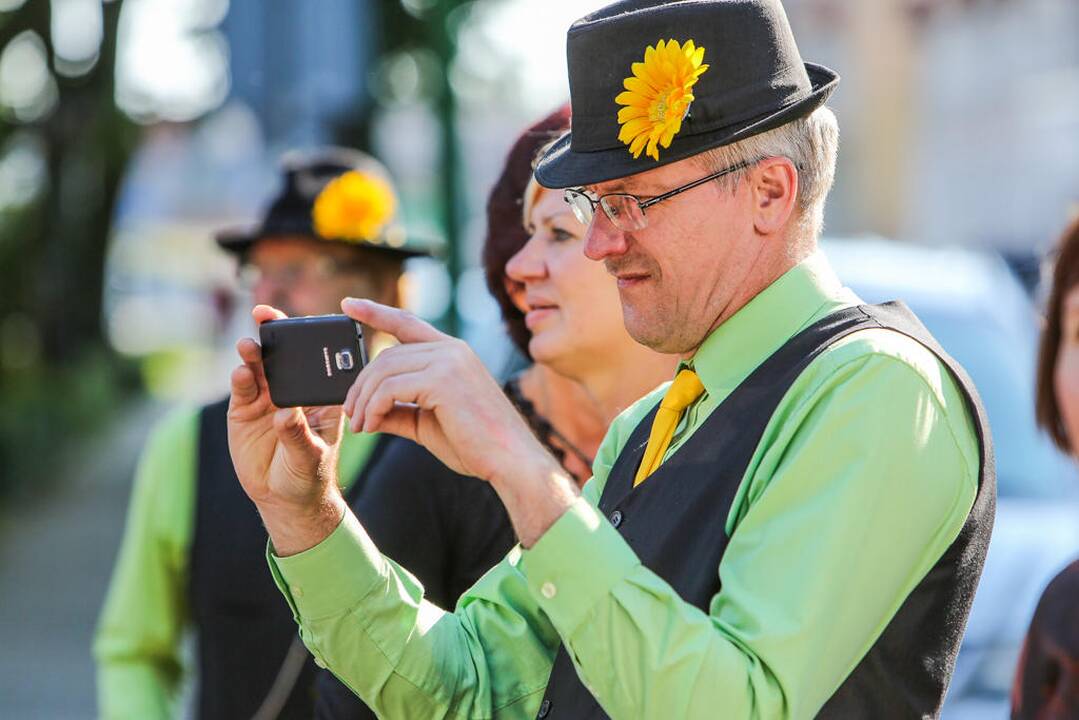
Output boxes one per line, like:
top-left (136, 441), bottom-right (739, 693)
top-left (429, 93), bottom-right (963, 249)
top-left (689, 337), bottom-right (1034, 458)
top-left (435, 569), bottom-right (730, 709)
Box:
top-left (540, 582), bottom-right (557, 599)
top-left (292, 586), bottom-right (304, 599)
top-left (313, 655), bottom-right (327, 669)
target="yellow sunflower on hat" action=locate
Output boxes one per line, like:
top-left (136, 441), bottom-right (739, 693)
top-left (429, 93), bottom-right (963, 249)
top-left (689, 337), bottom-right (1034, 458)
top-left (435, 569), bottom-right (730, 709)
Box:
top-left (615, 39), bottom-right (709, 161)
top-left (312, 170), bottom-right (397, 244)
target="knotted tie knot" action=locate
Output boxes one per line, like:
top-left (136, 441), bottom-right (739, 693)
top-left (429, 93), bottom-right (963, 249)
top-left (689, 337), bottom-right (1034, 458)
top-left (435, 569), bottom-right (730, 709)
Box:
top-left (660, 368), bottom-right (705, 412)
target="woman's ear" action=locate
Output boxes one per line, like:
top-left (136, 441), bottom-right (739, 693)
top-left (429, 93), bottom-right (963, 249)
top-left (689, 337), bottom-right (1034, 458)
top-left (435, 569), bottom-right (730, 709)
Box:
top-left (750, 157), bottom-right (799, 236)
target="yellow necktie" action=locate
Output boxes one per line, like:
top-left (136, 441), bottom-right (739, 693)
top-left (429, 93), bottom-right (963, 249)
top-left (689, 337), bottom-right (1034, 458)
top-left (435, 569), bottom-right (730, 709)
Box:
top-left (634, 368), bottom-right (705, 486)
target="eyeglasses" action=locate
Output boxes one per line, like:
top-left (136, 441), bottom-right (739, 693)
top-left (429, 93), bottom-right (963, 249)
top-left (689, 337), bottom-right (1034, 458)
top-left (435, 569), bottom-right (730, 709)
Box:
top-left (237, 256), bottom-right (369, 288)
top-left (563, 160), bottom-right (751, 231)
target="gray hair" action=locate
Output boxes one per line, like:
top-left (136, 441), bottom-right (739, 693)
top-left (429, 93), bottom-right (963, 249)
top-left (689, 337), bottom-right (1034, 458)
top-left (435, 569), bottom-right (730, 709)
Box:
top-left (695, 105), bottom-right (839, 242)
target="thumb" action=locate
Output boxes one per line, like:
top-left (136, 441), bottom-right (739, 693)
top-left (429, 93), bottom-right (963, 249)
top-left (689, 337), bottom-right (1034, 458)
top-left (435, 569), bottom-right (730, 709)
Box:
top-left (273, 407), bottom-right (323, 466)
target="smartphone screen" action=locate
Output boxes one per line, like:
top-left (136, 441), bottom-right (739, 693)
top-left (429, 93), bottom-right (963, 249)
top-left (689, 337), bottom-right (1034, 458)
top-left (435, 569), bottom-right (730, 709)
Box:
top-left (258, 314), bottom-right (366, 407)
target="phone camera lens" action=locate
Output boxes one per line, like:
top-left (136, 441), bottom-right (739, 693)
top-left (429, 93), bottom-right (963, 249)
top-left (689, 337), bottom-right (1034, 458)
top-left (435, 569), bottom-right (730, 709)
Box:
top-left (335, 350), bottom-right (354, 371)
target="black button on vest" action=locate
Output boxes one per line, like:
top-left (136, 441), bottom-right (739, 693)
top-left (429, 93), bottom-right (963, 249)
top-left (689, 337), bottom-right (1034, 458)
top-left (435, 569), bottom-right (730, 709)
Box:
top-left (537, 303), bottom-right (995, 719)
top-left (189, 399), bottom-right (392, 720)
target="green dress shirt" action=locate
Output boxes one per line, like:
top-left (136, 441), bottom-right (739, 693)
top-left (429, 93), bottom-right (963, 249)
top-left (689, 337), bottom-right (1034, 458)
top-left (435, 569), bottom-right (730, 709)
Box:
top-left (92, 404), bottom-right (379, 719)
top-left (268, 252), bottom-right (981, 719)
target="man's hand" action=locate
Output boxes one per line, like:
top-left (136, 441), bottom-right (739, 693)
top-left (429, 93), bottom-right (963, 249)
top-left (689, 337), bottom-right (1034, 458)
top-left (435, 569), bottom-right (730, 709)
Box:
top-left (344, 298), bottom-right (541, 483)
top-left (227, 305), bottom-right (348, 556)
top-left (342, 297), bottom-right (579, 546)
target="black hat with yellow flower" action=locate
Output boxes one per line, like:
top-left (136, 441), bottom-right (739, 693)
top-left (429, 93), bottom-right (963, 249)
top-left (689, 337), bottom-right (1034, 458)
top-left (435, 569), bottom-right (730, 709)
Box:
top-left (216, 147), bottom-right (428, 258)
top-left (534, 0), bottom-right (839, 188)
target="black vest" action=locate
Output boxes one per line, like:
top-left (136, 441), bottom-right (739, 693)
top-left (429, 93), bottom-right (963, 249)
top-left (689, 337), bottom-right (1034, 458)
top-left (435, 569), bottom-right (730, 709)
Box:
top-left (189, 398), bottom-right (391, 720)
top-left (537, 303), bottom-right (995, 719)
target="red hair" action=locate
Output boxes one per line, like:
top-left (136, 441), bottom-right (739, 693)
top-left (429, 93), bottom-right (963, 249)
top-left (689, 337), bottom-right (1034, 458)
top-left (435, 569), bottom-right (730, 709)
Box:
top-left (482, 105), bottom-right (572, 357)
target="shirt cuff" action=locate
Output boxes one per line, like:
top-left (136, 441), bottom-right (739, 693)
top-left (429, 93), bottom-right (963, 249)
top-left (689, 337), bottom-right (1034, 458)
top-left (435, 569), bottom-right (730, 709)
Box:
top-left (518, 496), bottom-right (640, 638)
top-left (267, 510), bottom-right (388, 622)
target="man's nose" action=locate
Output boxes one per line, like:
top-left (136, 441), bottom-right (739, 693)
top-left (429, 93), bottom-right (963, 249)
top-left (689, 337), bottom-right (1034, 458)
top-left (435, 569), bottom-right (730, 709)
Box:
top-left (252, 277), bottom-right (288, 308)
top-left (251, 277), bottom-right (275, 306)
top-left (584, 211), bottom-right (629, 261)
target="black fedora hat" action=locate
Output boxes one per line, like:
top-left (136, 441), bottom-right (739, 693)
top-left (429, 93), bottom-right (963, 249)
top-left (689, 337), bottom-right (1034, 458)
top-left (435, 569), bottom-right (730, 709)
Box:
top-left (535, 0), bottom-right (839, 189)
top-left (216, 147), bottom-right (430, 258)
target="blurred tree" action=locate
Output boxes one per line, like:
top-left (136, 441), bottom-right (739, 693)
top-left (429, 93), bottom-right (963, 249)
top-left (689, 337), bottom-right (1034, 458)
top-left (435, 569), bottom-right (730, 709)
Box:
top-left (0, 0), bottom-right (141, 499)
top-left (0, 0), bottom-right (473, 499)
top-left (328, 0), bottom-right (470, 333)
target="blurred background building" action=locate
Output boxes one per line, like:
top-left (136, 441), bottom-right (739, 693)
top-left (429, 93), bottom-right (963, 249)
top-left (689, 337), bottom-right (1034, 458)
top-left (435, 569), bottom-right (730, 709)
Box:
top-left (0, 0), bottom-right (1076, 716)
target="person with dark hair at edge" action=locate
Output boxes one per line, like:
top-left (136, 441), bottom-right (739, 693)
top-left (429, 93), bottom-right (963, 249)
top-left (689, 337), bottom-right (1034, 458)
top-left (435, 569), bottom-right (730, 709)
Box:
top-left (94, 148), bottom-right (435, 719)
top-left (227, 2), bottom-right (995, 717)
top-left (1012, 213), bottom-right (1079, 720)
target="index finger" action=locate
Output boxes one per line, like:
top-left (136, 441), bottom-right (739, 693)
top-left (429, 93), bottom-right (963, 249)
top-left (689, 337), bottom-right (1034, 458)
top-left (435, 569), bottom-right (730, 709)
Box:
top-left (342, 297), bottom-right (447, 345)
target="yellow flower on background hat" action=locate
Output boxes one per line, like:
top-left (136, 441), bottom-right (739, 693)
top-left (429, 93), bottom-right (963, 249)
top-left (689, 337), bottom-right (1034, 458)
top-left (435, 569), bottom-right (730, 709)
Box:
top-left (312, 170), bottom-right (397, 243)
top-left (615, 39), bottom-right (709, 161)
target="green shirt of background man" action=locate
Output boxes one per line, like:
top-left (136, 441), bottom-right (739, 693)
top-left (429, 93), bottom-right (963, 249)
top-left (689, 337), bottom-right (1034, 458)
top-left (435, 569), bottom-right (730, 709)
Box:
top-left (267, 253), bottom-right (980, 718)
top-left (94, 144), bottom-right (427, 719)
top-left (92, 407), bottom-right (379, 719)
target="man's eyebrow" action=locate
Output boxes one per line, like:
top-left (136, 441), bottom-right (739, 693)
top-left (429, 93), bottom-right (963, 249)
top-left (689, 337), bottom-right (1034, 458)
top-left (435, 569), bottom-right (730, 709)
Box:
top-left (585, 180), bottom-right (665, 195)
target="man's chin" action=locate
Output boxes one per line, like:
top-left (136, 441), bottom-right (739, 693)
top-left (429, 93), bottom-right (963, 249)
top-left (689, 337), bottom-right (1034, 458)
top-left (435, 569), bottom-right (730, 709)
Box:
top-left (623, 310), bottom-right (701, 355)
top-left (622, 311), bottom-right (667, 351)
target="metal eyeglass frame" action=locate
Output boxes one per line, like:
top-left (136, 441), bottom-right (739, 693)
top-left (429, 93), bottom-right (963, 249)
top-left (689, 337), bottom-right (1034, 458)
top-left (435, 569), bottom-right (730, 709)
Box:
top-left (563, 159), bottom-right (752, 230)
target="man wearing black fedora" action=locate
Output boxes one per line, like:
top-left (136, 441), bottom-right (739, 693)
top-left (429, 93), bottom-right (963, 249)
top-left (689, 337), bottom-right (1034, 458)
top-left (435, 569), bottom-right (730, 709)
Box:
top-left (95, 148), bottom-right (439, 719)
top-left (227, 2), bottom-right (995, 718)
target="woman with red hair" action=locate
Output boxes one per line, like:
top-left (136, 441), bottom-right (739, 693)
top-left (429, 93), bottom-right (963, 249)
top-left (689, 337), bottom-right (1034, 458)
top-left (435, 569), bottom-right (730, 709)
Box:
top-left (485, 105), bottom-right (676, 482)
top-left (315, 106), bottom-right (675, 718)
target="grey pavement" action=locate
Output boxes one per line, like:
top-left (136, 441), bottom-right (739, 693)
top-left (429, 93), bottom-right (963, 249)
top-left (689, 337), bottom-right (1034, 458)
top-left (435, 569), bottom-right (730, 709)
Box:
top-left (0, 399), bottom-right (164, 719)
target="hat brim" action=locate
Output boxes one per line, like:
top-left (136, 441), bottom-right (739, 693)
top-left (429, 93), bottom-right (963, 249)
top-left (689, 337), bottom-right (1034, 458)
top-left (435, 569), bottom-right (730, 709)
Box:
top-left (214, 228), bottom-right (430, 259)
top-left (535, 63), bottom-right (839, 189)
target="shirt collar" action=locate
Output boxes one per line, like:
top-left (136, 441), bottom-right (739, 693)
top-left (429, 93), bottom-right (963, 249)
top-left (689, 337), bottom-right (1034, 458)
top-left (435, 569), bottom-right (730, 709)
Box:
top-left (683, 250), bottom-right (855, 399)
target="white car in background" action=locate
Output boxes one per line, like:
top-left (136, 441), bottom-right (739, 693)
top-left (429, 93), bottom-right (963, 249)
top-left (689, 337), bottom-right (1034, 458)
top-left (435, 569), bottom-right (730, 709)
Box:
top-left (824, 237), bottom-right (1079, 719)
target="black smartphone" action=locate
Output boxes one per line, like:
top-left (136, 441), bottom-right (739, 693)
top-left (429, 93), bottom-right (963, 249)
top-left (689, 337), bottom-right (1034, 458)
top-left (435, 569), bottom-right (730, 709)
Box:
top-left (258, 314), bottom-right (367, 407)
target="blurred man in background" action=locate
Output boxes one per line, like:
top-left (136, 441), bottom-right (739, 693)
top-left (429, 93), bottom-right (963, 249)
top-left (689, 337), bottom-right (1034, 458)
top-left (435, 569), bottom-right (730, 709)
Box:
top-left (93, 148), bottom-right (426, 719)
